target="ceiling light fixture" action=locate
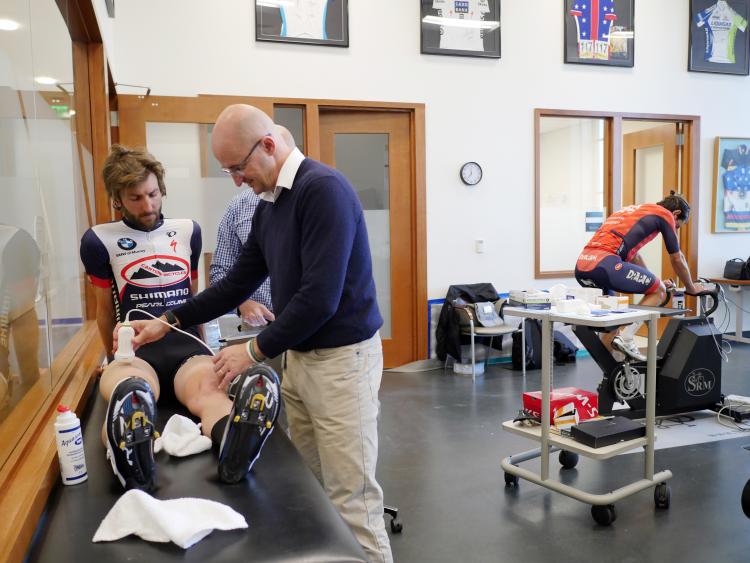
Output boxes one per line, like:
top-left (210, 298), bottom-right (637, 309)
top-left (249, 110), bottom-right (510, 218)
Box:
top-left (35, 76), bottom-right (58, 85)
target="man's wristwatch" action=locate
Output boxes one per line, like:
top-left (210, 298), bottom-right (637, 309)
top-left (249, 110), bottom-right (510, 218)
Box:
top-left (163, 309), bottom-right (180, 328)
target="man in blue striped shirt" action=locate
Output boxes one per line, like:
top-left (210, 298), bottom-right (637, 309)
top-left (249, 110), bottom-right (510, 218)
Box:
top-left (210, 189), bottom-right (273, 326)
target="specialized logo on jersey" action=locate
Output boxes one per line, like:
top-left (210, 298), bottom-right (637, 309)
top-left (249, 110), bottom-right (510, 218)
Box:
top-left (121, 255), bottom-right (189, 288)
top-left (170, 240), bottom-right (178, 252)
top-left (117, 238), bottom-right (137, 251)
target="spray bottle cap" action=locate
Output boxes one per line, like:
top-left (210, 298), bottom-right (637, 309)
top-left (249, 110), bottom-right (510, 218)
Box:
top-left (57, 405), bottom-right (70, 413)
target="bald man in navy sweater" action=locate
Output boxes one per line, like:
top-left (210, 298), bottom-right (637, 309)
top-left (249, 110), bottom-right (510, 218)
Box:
top-left (123, 104), bottom-right (392, 562)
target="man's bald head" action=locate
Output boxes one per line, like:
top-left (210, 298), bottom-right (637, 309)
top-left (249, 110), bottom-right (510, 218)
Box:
top-left (211, 104), bottom-right (294, 194)
top-left (212, 104), bottom-right (274, 158)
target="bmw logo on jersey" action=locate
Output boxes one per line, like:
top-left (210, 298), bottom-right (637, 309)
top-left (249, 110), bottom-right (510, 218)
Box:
top-left (117, 237), bottom-right (137, 251)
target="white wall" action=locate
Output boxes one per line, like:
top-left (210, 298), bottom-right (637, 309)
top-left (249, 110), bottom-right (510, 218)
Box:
top-left (104, 0), bottom-right (750, 305)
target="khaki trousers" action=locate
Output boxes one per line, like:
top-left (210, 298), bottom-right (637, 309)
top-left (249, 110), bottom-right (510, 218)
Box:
top-left (283, 332), bottom-right (393, 563)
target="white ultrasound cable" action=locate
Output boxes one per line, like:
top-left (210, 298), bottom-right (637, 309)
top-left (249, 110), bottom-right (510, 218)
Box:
top-left (122, 309), bottom-right (215, 356)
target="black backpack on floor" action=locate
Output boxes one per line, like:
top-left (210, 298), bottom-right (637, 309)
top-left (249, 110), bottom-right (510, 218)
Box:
top-left (512, 319), bottom-right (542, 370)
top-left (553, 330), bottom-right (578, 364)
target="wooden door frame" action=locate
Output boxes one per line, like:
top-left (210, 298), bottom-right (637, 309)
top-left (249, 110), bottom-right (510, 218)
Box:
top-left (534, 109), bottom-right (700, 288)
top-left (118, 94), bottom-right (428, 361)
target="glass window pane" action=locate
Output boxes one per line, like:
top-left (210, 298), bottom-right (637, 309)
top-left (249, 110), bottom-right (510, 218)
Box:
top-left (539, 117), bottom-right (606, 273)
top-left (147, 122), bottom-right (241, 292)
top-left (273, 106), bottom-right (304, 151)
top-left (29, 0), bottom-right (85, 371)
top-left (334, 133), bottom-right (391, 338)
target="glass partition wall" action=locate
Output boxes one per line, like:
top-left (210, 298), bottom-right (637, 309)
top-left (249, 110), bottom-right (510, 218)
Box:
top-left (0, 0), bottom-right (89, 470)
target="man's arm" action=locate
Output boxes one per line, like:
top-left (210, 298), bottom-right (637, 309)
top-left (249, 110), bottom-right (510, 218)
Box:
top-left (93, 286), bottom-right (116, 356)
top-left (172, 233), bottom-right (269, 329)
top-left (668, 251), bottom-right (699, 294)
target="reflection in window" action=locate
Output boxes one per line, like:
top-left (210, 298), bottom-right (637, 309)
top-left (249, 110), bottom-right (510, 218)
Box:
top-left (0, 0), bottom-right (87, 466)
top-left (538, 117), bottom-right (606, 274)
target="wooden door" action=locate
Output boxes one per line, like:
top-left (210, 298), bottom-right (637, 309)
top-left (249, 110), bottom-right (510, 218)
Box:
top-left (319, 110), bottom-right (415, 368)
top-left (622, 123), bottom-right (689, 332)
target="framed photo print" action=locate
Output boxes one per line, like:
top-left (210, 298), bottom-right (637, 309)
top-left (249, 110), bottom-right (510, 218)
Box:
top-left (420, 0), bottom-right (501, 59)
top-left (564, 0), bottom-right (634, 67)
top-left (689, 0), bottom-right (750, 75)
top-left (712, 137), bottom-right (750, 233)
top-left (255, 0), bottom-right (349, 47)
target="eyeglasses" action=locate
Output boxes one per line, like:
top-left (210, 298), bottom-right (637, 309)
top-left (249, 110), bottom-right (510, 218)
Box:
top-left (220, 133), bottom-right (270, 177)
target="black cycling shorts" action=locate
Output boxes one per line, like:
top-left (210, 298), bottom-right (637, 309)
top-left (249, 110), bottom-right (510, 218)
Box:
top-left (135, 330), bottom-right (210, 397)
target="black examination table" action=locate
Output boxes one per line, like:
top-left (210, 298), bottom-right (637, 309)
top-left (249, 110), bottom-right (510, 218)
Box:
top-left (27, 384), bottom-right (367, 562)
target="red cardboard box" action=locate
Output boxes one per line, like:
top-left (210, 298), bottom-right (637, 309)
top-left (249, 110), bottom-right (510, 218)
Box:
top-left (522, 387), bottom-right (598, 426)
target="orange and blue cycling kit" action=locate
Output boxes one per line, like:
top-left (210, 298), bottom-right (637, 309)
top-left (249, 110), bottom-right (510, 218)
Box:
top-left (575, 204), bottom-right (679, 295)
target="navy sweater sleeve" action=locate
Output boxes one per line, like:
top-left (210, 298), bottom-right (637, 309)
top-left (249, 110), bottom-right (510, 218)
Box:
top-left (172, 230), bottom-right (269, 326)
top-left (255, 176), bottom-right (358, 358)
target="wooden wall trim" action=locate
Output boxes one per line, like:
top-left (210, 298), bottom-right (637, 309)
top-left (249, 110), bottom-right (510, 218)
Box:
top-left (413, 106), bottom-right (428, 358)
top-left (534, 109), bottom-right (542, 278)
top-left (0, 323), bottom-right (103, 563)
top-left (56, 0), bottom-right (102, 43)
top-left (88, 42), bottom-right (112, 227)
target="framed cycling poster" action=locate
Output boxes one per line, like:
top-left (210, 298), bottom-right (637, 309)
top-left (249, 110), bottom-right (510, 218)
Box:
top-left (564, 0), bottom-right (634, 67)
top-left (689, 0), bottom-right (750, 75)
top-left (255, 0), bottom-right (349, 47)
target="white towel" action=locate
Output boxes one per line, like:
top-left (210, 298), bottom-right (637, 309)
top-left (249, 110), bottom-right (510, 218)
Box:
top-left (92, 489), bottom-right (248, 549)
top-left (154, 414), bottom-right (212, 457)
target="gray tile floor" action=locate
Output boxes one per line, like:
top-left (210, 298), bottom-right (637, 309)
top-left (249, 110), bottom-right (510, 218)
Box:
top-left (378, 347), bottom-right (750, 563)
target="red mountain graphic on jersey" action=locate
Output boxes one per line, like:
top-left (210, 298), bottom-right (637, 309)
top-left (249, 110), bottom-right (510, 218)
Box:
top-left (121, 255), bottom-right (190, 288)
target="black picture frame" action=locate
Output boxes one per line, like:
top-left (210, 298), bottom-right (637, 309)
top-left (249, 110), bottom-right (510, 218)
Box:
top-left (420, 0), bottom-right (501, 59)
top-left (255, 0), bottom-right (349, 48)
top-left (688, 0), bottom-right (750, 75)
top-left (564, 0), bottom-right (634, 67)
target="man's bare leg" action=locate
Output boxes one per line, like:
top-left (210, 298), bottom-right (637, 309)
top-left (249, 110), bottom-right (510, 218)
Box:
top-left (173, 355), bottom-right (232, 438)
top-left (601, 283), bottom-right (667, 353)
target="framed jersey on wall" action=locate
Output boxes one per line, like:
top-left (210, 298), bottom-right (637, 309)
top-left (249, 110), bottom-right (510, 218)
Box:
top-left (420, 0), bottom-right (501, 59)
top-left (255, 0), bottom-right (349, 47)
top-left (564, 0), bottom-right (634, 67)
top-left (689, 0), bottom-right (750, 75)
top-left (712, 137), bottom-right (750, 232)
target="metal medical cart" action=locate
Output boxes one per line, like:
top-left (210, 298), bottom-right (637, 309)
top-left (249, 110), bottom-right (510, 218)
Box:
top-left (501, 307), bottom-right (672, 526)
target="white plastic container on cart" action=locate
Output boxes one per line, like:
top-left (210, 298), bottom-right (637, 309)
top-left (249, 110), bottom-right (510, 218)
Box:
top-left (54, 405), bottom-right (88, 485)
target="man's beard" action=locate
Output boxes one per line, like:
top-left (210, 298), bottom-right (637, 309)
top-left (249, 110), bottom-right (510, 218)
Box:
top-left (121, 205), bottom-right (162, 230)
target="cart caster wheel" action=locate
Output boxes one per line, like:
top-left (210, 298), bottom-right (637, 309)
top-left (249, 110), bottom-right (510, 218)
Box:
top-left (559, 450), bottom-right (579, 469)
top-left (504, 472), bottom-right (519, 487)
top-left (390, 518), bottom-right (403, 533)
top-left (591, 504), bottom-right (617, 526)
top-left (654, 483), bottom-right (671, 509)
top-left (742, 479), bottom-right (750, 518)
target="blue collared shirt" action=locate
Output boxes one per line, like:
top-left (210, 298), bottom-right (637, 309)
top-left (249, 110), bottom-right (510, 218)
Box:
top-left (209, 189), bottom-right (272, 310)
